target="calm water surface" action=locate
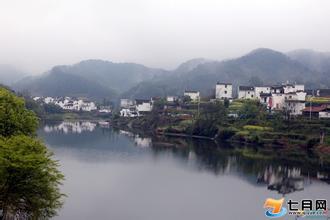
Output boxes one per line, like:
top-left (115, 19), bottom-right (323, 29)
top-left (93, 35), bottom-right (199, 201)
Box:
top-left (38, 121), bottom-right (330, 220)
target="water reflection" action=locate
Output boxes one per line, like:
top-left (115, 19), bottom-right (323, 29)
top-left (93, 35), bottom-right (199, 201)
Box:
top-left (38, 121), bottom-right (330, 220)
top-left (39, 121), bottom-right (330, 196)
top-left (44, 121), bottom-right (97, 133)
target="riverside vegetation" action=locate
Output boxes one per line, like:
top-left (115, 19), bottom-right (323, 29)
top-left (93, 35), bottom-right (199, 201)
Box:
top-left (113, 99), bottom-right (330, 164)
top-left (0, 87), bottom-right (64, 220)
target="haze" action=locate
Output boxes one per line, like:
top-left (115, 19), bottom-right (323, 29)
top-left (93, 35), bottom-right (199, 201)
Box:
top-left (1, 0), bottom-right (329, 74)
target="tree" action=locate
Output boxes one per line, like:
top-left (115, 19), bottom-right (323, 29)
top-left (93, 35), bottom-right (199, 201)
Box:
top-left (0, 88), bottom-right (38, 137)
top-left (238, 100), bottom-right (266, 124)
top-left (0, 87), bottom-right (64, 219)
top-left (0, 136), bottom-right (64, 219)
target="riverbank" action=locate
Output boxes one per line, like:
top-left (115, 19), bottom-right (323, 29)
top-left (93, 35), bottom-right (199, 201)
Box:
top-left (112, 100), bottom-right (330, 162)
top-left (41, 112), bottom-right (111, 121)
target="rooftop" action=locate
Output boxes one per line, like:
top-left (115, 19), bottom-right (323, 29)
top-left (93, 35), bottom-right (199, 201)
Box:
top-left (184, 90), bottom-right (199, 93)
top-left (238, 86), bottom-right (254, 91)
top-left (302, 105), bottom-right (327, 113)
top-left (217, 82), bottom-right (232, 85)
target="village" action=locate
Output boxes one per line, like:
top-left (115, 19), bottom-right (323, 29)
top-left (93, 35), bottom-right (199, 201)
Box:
top-left (119, 82), bottom-right (330, 119)
top-left (32, 96), bottom-right (112, 114)
top-left (31, 81), bottom-right (330, 120)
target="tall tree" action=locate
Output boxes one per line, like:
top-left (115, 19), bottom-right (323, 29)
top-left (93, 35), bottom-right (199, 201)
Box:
top-left (0, 87), bottom-right (64, 219)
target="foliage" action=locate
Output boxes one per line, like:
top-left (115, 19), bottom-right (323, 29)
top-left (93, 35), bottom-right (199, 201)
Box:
top-left (0, 87), bottom-right (64, 219)
top-left (0, 136), bottom-right (64, 219)
top-left (217, 127), bottom-right (237, 140)
top-left (238, 100), bottom-right (266, 124)
top-left (0, 88), bottom-right (38, 137)
top-left (192, 102), bottom-right (227, 137)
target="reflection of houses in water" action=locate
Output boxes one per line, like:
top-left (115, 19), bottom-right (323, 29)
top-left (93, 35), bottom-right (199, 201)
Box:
top-left (257, 166), bottom-right (305, 195)
top-left (317, 172), bottom-right (330, 184)
top-left (119, 130), bottom-right (151, 148)
top-left (44, 121), bottom-right (97, 134)
top-left (119, 130), bottom-right (134, 137)
top-left (134, 136), bottom-right (152, 148)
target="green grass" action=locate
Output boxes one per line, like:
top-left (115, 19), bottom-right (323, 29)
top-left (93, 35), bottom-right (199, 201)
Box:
top-left (243, 125), bottom-right (273, 131)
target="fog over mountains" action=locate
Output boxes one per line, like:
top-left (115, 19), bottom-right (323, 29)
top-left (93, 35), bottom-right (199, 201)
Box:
top-left (5, 48), bottom-right (330, 100)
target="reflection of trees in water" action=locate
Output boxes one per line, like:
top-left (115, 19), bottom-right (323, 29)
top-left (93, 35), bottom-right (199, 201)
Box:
top-left (149, 136), bottom-right (330, 195)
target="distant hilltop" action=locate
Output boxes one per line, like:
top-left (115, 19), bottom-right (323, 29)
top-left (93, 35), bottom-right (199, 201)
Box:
top-left (4, 48), bottom-right (330, 101)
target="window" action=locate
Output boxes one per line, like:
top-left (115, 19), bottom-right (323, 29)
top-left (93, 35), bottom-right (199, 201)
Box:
top-left (251, 95), bottom-right (254, 98)
top-left (224, 91), bottom-right (227, 94)
top-left (225, 85), bottom-right (227, 88)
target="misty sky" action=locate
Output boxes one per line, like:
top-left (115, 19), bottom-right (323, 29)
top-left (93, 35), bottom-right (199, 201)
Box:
top-left (1, 0), bottom-right (330, 73)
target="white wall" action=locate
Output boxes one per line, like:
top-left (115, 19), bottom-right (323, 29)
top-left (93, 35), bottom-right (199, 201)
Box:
top-left (238, 90), bottom-right (255, 99)
top-left (184, 92), bottom-right (200, 101)
top-left (285, 101), bottom-right (305, 115)
top-left (136, 102), bottom-right (152, 112)
top-left (215, 84), bottom-right (232, 99)
top-left (254, 86), bottom-right (271, 99)
top-left (271, 94), bottom-right (285, 110)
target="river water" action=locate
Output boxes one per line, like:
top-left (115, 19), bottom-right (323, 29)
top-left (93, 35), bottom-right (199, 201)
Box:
top-left (38, 121), bottom-right (330, 220)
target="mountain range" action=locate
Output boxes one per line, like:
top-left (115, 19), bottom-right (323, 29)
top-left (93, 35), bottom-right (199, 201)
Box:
top-left (7, 48), bottom-right (330, 101)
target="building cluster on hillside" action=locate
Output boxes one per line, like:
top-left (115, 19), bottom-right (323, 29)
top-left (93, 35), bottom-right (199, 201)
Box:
top-left (33, 96), bottom-right (111, 113)
top-left (120, 81), bottom-right (330, 119)
top-left (119, 98), bottom-right (153, 117)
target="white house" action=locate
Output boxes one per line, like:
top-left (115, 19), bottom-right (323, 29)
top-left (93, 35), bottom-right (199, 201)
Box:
top-left (284, 100), bottom-right (306, 115)
top-left (184, 90), bottom-right (200, 102)
top-left (33, 96), bottom-right (41, 101)
top-left (135, 99), bottom-right (153, 113)
top-left (98, 106), bottom-right (112, 113)
top-left (238, 86), bottom-right (255, 99)
top-left (215, 83), bottom-right (232, 100)
top-left (120, 99), bottom-right (135, 108)
top-left (44, 97), bottom-right (54, 104)
top-left (283, 83), bottom-right (305, 93)
top-left (120, 108), bottom-right (139, 117)
top-left (81, 102), bottom-right (97, 111)
top-left (166, 96), bottom-right (178, 102)
top-left (269, 93), bottom-right (286, 110)
top-left (254, 86), bottom-right (271, 100)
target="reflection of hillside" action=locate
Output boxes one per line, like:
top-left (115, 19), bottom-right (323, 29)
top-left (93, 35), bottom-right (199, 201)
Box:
top-left (149, 135), bottom-right (330, 195)
top-left (44, 121), bottom-right (97, 134)
top-left (39, 123), bottom-right (330, 195)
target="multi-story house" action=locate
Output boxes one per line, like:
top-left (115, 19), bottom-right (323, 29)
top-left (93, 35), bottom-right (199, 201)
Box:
top-left (215, 83), bottom-right (233, 100)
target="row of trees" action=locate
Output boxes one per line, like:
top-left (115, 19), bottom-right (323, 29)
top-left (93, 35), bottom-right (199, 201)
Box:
top-left (0, 87), bottom-right (64, 219)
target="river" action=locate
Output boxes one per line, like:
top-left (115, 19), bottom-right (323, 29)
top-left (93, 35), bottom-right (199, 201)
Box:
top-left (38, 121), bottom-right (330, 220)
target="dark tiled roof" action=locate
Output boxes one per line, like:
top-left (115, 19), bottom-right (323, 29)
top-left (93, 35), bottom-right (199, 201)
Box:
top-left (260, 93), bottom-right (272, 97)
top-left (271, 85), bottom-right (284, 89)
top-left (184, 90), bottom-right (199, 93)
top-left (217, 82), bottom-right (232, 85)
top-left (135, 99), bottom-right (150, 104)
top-left (302, 105), bottom-right (327, 113)
top-left (238, 86), bottom-right (254, 91)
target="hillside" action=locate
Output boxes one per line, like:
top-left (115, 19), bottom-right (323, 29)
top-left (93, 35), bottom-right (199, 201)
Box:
top-left (123, 48), bottom-right (325, 99)
top-left (14, 67), bottom-right (116, 100)
top-left (13, 59), bottom-right (168, 100)
top-left (287, 49), bottom-right (330, 74)
top-left (13, 48), bottom-right (330, 101)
